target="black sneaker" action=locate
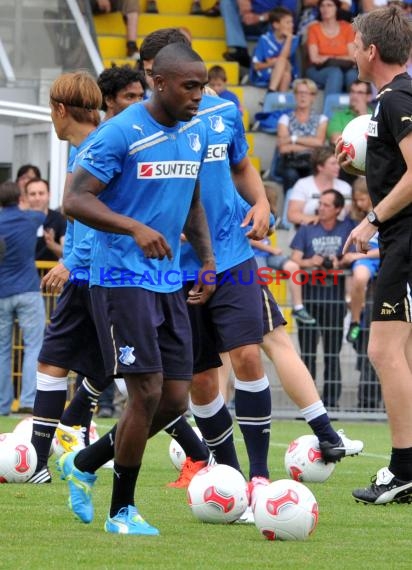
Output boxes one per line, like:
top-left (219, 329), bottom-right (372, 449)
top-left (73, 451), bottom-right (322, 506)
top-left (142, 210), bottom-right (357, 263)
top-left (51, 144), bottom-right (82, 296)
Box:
top-left (190, 1), bottom-right (203, 15)
top-left (223, 48), bottom-right (251, 68)
top-left (146, 0), bottom-right (158, 13)
top-left (352, 467), bottom-right (412, 505)
top-left (27, 467), bottom-right (52, 484)
top-left (319, 429), bottom-right (364, 463)
top-left (292, 307), bottom-right (316, 325)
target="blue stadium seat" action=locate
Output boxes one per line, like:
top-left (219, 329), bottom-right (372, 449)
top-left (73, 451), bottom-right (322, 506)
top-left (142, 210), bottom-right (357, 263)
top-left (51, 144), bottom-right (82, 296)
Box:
top-left (253, 92), bottom-right (296, 134)
top-left (262, 91), bottom-right (296, 113)
top-left (322, 93), bottom-right (350, 119)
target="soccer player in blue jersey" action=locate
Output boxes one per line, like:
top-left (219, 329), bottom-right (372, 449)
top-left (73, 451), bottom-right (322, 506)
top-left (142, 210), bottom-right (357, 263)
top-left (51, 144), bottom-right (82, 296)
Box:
top-left (61, 43), bottom-right (215, 535)
top-left (28, 72), bottom-right (103, 484)
top-left (29, 67), bottom-right (148, 484)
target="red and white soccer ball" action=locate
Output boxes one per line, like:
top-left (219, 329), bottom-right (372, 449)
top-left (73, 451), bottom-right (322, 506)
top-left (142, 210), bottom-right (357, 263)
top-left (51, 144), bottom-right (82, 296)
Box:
top-left (253, 479), bottom-right (319, 541)
top-left (187, 464), bottom-right (249, 523)
top-left (341, 113), bottom-right (371, 172)
top-left (169, 425), bottom-right (203, 470)
top-left (284, 434), bottom-right (336, 483)
top-left (0, 432), bottom-right (37, 483)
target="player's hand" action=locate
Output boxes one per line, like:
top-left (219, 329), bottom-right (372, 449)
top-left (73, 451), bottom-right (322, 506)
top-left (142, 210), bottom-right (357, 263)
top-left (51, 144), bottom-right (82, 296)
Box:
top-left (187, 261), bottom-right (216, 305)
top-left (132, 225), bottom-right (172, 260)
top-left (43, 227), bottom-right (56, 249)
top-left (342, 217), bottom-right (375, 254)
top-left (242, 200), bottom-right (270, 240)
top-left (41, 263), bottom-right (70, 294)
top-left (335, 136), bottom-right (365, 176)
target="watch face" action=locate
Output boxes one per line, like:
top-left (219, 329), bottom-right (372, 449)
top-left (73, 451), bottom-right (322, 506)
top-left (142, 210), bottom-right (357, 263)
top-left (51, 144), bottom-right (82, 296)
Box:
top-left (367, 211), bottom-right (378, 225)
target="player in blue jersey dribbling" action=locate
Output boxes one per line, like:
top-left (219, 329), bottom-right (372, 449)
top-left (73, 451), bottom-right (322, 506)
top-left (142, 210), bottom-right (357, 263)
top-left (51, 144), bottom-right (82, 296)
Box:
top-left (62, 43), bottom-right (215, 535)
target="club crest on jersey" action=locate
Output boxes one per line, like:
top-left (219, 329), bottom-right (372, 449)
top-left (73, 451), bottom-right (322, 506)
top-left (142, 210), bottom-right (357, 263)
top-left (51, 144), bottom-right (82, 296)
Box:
top-left (187, 133), bottom-right (201, 152)
top-left (119, 346), bottom-right (136, 366)
top-left (209, 115), bottom-right (225, 133)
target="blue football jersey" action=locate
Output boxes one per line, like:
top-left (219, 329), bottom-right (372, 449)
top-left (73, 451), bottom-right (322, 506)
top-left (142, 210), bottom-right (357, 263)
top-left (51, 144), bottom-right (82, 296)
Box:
top-left (76, 103), bottom-right (207, 292)
top-left (63, 131), bottom-right (99, 275)
top-left (180, 94), bottom-right (254, 275)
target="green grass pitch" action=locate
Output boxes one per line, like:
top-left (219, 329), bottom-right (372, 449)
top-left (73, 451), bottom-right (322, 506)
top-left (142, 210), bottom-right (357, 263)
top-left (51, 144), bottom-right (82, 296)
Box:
top-left (0, 417), bottom-right (410, 570)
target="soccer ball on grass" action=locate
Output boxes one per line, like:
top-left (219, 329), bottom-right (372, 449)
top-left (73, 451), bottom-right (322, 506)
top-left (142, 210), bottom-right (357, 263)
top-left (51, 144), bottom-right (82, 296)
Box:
top-left (284, 434), bottom-right (336, 483)
top-left (0, 432), bottom-right (37, 483)
top-left (253, 479), bottom-right (319, 541)
top-left (187, 464), bottom-right (249, 523)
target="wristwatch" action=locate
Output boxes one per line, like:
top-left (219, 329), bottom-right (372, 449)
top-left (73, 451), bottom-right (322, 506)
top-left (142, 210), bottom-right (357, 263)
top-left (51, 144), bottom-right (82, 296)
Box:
top-left (366, 210), bottom-right (381, 227)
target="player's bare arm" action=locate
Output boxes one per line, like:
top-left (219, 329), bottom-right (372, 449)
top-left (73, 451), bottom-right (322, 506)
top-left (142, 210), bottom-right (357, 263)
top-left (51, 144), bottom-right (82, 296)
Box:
top-left (231, 156), bottom-right (270, 240)
top-left (64, 166), bottom-right (172, 260)
top-left (183, 181), bottom-right (216, 304)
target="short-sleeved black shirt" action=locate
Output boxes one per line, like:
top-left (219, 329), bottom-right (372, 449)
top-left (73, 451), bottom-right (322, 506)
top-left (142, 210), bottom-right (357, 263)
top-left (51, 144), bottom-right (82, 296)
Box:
top-left (35, 208), bottom-right (66, 261)
top-left (366, 72), bottom-right (412, 227)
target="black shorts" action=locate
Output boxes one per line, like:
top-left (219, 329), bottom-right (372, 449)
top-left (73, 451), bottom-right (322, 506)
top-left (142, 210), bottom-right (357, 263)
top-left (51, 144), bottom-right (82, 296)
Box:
top-left (90, 286), bottom-right (193, 379)
top-left (186, 257), bottom-right (264, 374)
top-left (39, 282), bottom-right (107, 385)
top-left (261, 285), bottom-right (287, 334)
top-left (373, 221), bottom-right (412, 322)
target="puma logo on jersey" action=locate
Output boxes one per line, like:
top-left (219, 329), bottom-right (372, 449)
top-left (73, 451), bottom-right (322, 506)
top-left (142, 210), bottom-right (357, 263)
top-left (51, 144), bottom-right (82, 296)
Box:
top-left (380, 302), bottom-right (399, 315)
top-left (401, 115), bottom-right (412, 122)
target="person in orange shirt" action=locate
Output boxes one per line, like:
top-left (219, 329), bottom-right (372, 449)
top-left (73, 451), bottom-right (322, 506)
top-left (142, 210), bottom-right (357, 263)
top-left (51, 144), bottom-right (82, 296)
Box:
top-left (305, 0), bottom-right (357, 96)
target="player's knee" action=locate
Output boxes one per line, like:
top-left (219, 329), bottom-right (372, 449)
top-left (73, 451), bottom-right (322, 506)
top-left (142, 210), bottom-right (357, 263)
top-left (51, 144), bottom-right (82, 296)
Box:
top-left (191, 371), bottom-right (219, 402)
top-left (230, 344), bottom-right (262, 378)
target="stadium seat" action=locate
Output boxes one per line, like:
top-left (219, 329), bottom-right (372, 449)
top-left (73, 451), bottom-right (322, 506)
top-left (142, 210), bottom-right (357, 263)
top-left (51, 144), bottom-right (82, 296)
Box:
top-left (322, 93), bottom-right (350, 119)
top-left (262, 91), bottom-right (295, 114)
top-left (253, 92), bottom-right (295, 134)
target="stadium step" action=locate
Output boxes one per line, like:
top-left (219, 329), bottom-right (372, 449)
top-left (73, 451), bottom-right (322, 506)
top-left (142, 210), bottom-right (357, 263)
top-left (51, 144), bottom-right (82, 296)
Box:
top-left (98, 36), bottom-right (227, 64)
top-left (144, 0), bottom-right (217, 14)
top-left (94, 12), bottom-right (225, 40)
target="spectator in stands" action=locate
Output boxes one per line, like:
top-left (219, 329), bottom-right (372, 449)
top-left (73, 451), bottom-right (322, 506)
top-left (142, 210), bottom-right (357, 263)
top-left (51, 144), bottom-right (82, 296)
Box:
top-left (25, 178), bottom-right (66, 262)
top-left (327, 80), bottom-right (373, 145)
top-left (208, 65), bottom-right (242, 112)
top-left (221, 0), bottom-right (298, 69)
top-left (305, 0), bottom-right (357, 97)
top-left (251, 236), bottom-right (317, 323)
top-left (342, 177), bottom-right (380, 345)
top-left (290, 189), bottom-right (354, 408)
top-left (297, 0), bottom-right (354, 42)
top-left (90, 0), bottom-right (140, 59)
top-left (15, 164), bottom-right (41, 210)
top-left (249, 7), bottom-right (300, 91)
top-left (275, 78), bottom-right (327, 193)
top-left (287, 146), bottom-right (351, 226)
top-left (0, 182), bottom-right (46, 415)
